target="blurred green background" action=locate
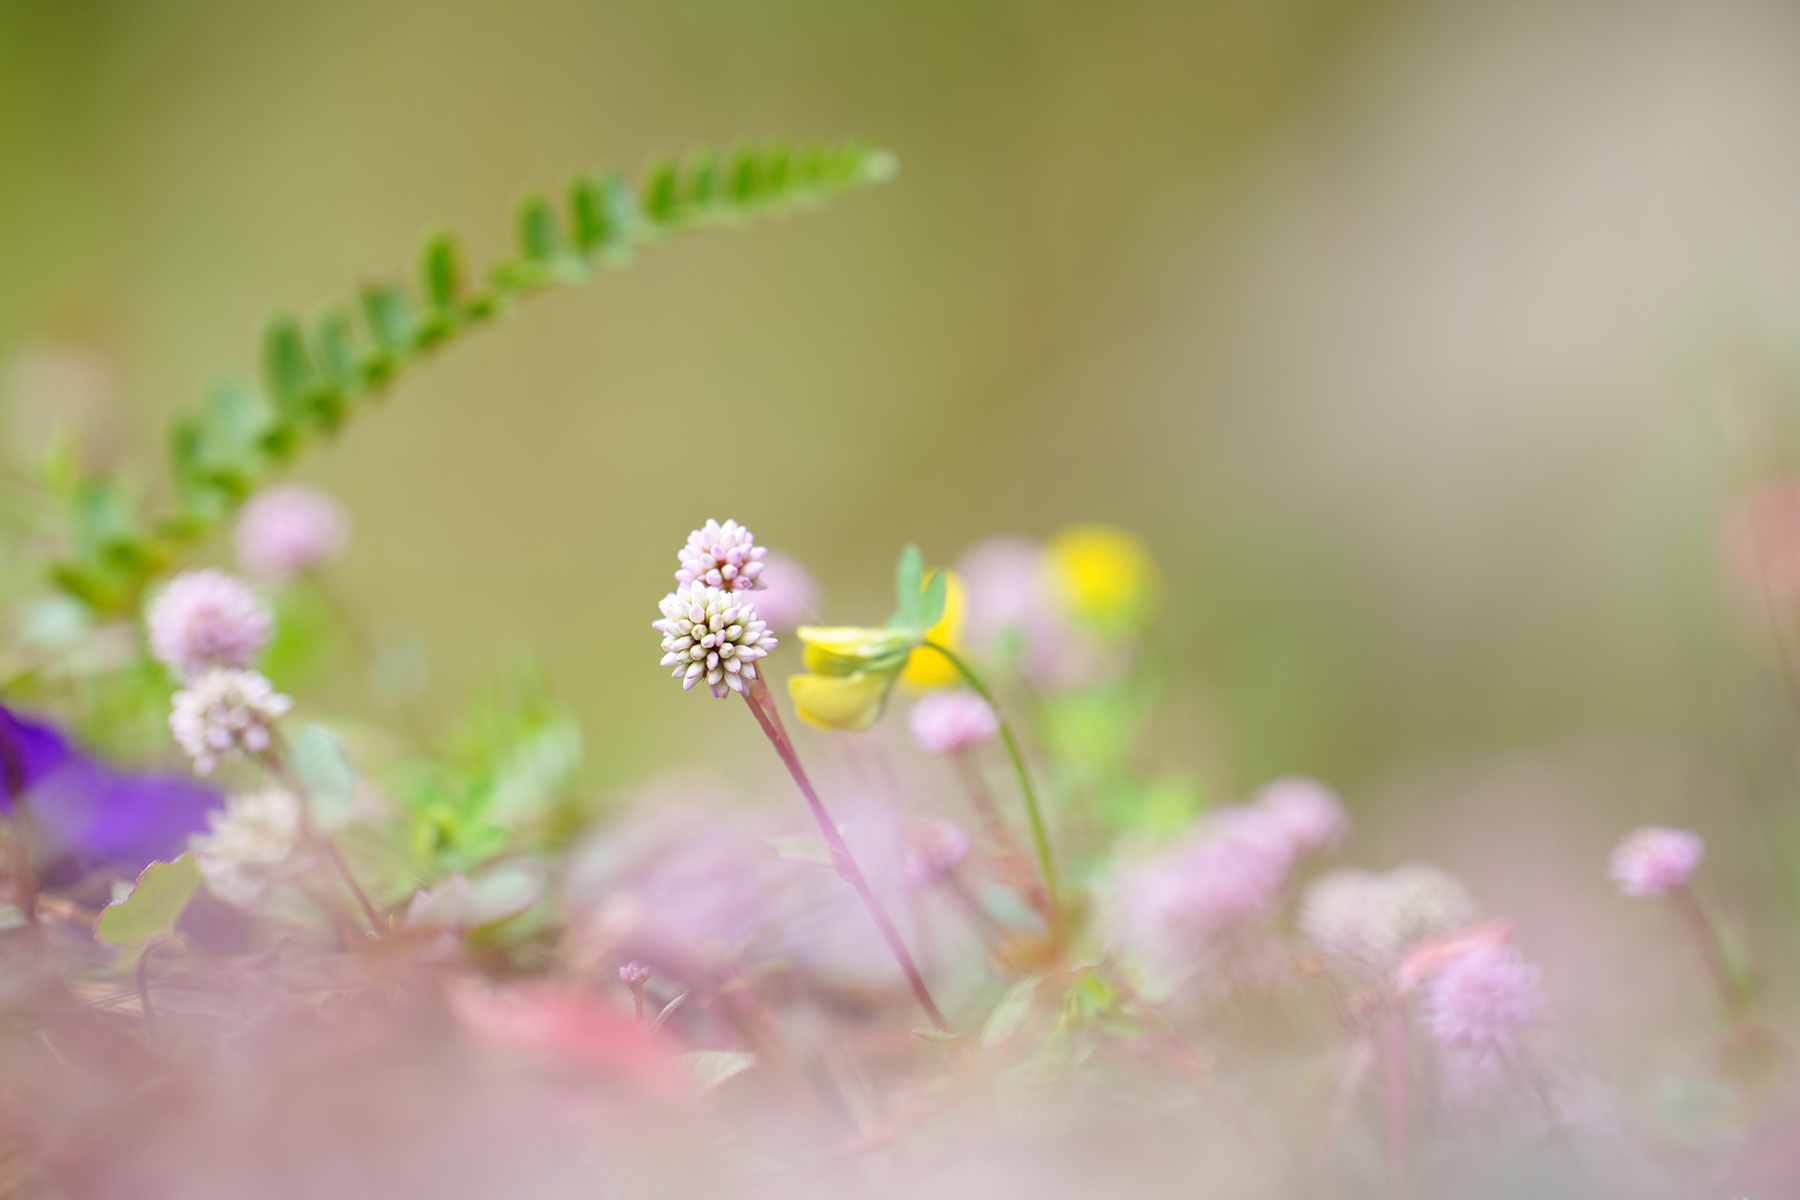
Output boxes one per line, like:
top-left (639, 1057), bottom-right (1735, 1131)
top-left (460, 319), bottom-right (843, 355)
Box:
top-left (6, 0), bottom-right (1800, 835)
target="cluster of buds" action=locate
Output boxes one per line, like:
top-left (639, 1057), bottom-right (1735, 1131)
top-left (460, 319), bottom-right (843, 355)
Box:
top-left (169, 667), bottom-right (292, 775)
top-left (655, 582), bottom-right (778, 698)
top-left (676, 519), bottom-right (767, 592)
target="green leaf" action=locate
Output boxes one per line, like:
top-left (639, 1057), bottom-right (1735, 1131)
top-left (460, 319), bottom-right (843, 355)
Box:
top-left (686, 150), bottom-right (721, 211)
top-left (290, 723), bottom-right (357, 826)
top-left (568, 175), bottom-right (608, 253)
top-left (360, 285), bottom-right (418, 364)
top-left (422, 231), bottom-right (463, 311)
top-left (891, 544), bottom-right (925, 629)
top-left (727, 145), bottom-right (761, 205)
top-left (315, 311), bottom-right (360, 391)
top-left (980, 975), bottom-right (1041, 1049)
top-left (262, 316), bottom-right (318, 427)
top-left (919, 568), bottom-right (948, 631)
top-left (641, 159), bottom-right (680, 227)
top-left (677, 1050), bottom-right (757, 1093)
top-left (516, 196), bottom-right (561, 262)
top-left (95, 855), bottom-right (201, 946)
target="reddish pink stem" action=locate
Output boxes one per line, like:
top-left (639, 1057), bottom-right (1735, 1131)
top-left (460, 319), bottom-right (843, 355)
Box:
top-left (742, 675), bottom-right (948, 1031)
top-left (1383, 999), bottom-right (1409, 1196)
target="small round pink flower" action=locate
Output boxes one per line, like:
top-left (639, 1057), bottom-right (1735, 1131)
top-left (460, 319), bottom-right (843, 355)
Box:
top-left (907, 690), bottom-right (1000, 755)
top-left (146, 569), bottom-right (272, 680)
top-left (675, 519), bottom-right (767, 593)
top-left (1254, 776), bottom-right (1348, 857)
top-left (1608, 826), bottom-right (1704, 898)
top-left (233, 484), bottom-right (349, 583)
top-left (901, 818), bottom-right (971, 889)
top-left (169, 667), bottom-right (292, 775)
top-left (654, 583), bottom-right (778, 698)
top-left (1422, 943), bottom-right (1544, 1051)
top-left (748, 550), bottom-right (821, 630)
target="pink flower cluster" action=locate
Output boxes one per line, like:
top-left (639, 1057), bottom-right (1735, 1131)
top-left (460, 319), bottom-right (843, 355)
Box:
top-left (901, 818), bottom-right (972, 889)
top-left (146, 569), bottom-right (272, 680)
top-left (907, 690), bottom-right (1000, 755)
top-left (233, 484), bottom-right (349, 583)
top-left (676, 519), bottom-right (767, 593)
top-left (1422, 943), bottom-right (1544, 1052)
top-left (956, 537), bottom-right (1118, 690)
top-left (1608, 826), bottom-right (1703, 898)
top-left (1121, 778), bottom-right (1347, 955)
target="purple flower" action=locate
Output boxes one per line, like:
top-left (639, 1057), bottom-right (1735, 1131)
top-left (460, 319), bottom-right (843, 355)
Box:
top-left (1608, 826), bottom-right (1703, 898)
top-left (233, 484), bottom-right (349, 583)
top-left (907, 690), bottom-right (1000, 755)
top-left (0, 704), bottom-right (221, 872)
top-left (1422, 943), bottom-right (1544, 1051)
top-left (145, 569), bottom-right (272, 680)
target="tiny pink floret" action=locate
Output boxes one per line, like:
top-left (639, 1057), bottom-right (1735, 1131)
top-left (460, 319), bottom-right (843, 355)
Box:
top-left (1608, 826), bottom-right (1704, 898)
top-left (675, 519), bottom-right (768, 593)
top-left (1422, 943), bottom-right (1544, 1051)
top-left (907, 690), bottom-right (1000, 755)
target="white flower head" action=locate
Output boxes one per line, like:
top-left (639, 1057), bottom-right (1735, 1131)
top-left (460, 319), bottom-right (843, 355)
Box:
top-left (146, 569), bottom-right (272, 680)
top-left (190, 788), bottom-right (304, 907)
top-left (654, 583), bottom-right (778, 697)
top-left (1299, 862), bottom-right (1479, 977)
top-left (676, 519), bottom-right (767, 592)
top-left (233, 484), bottom-right (349, 583)
top-left (169, 667), bottom-right (292, 775)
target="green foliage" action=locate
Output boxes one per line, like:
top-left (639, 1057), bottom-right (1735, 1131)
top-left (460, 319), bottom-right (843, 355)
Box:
top-left (50, 138), bottom-right (897, 614)
top-left (391, 660), bottom-right (586, 879)
top-left (887, 543), bottom-right (947, 633)
top-left (95, 855), bottom-right (201, 946)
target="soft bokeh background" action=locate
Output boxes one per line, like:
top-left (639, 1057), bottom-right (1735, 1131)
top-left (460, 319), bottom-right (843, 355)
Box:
top-left (8, 0), bottom-right (1800, 969)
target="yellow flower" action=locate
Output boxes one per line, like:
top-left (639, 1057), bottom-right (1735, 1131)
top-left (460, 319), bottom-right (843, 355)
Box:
top-left (788, 671), bottom-right (894, 732)
top-left (1047, 523), bottom-right (1158, 633)
top-left (899, 569), bottom-right (965, 691)
top-left (788, 625), bottom-right (917, 730)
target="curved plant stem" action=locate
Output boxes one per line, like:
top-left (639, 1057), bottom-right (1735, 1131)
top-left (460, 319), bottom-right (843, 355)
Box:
top-left (1674, 886), bottom-right (1752, 1025)
top-left (261, 745), bottom-right (382, 934)
top-left (742, 674), bottom-right (948, 1031)
top-left (922, 641), bottom-right (1060, 917)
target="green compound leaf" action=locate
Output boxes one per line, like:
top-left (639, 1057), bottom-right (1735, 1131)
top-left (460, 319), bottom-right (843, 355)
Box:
top-left (95, 854), bottom-right (201, 947)
top-left (50, 138), bottom-right (896, 614)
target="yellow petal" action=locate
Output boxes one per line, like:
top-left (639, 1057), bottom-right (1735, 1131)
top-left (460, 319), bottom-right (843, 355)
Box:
top-left (900, 570), bottom-right (965, 691)
top-left (796, 625), bottom-right (917, 676)
top-left (1047, 524), bottom-right (1159, 631)
top-left (788, 672), bottom-right (894, 731)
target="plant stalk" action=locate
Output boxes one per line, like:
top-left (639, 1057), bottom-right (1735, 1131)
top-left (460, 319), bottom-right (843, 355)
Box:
top-left (742, 674), bottom-right (948, 1031)
top-left (922, 641), bottom-right (1060, 916)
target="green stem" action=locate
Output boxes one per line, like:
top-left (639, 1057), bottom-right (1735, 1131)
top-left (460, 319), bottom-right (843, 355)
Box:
top-left (922, 641), bottom-right (1060, 917)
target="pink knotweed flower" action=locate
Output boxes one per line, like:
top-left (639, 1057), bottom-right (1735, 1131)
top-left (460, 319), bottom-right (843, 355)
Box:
top-left (1254, 775), bottom-right (1347, 857)
top-left (1299, 863), bottom-right (1479, 975)
top-left (169, 667), bottom-right (291, 775)
top-left (146, 569), bottom-right (272, 680)
top-left (901, 817), bottom-right (971, 889)
top-left (748, 550), bottom-right (822, 629)
top-left (1608, 826), bottom-right (1703, 898)
top-left (675, 519), bottom-right (767, 592)
top-left (1128, 806), bottom-right (1297, 950)
top-left (233, 483), bottom-right (349, 583)
top-left (907, 689), bottom-right (1000, 755)
top-left (654, 583), bottom-right (778, 697)
top-left (1422, 943), bottom-right (1544, 1051)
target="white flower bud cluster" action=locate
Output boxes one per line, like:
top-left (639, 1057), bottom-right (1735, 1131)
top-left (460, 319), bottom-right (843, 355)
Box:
top-left (654, 583), bottom-right (778, 697)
